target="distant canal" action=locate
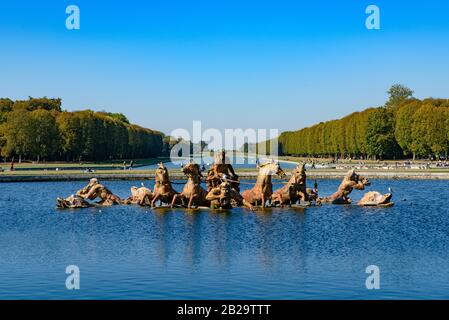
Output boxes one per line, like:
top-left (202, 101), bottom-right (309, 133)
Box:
top-left (139, 155), bottom-right (301, 170)
top-left (0, 179), bottom-right (448, 299)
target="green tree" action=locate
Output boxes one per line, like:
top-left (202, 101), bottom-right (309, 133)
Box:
top-left (13, 97), bottom-right (62, 112)
top-left (99, 112), bottom-right (130, 124)
top-left (29, 109), bottom-right (61, 161)
top-left (1, 97), bottom-right (165, 162)
top-left (385, 84), bottom-right (414, 108)
top-left (57, 112), bottom-right (83, 161)
top-left (0, 98), bottom-right (13, 123)
top-left (365, 107), bottom-right (402, 159)
top-left (1, 110), bottom-right (34, 160)
top-left (411, 104), bottom-right (448, 158)
top-left (394, 99), bottom-right (421, 158)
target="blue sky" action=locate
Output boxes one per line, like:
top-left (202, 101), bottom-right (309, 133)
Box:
top-left (1, 0), bottom-right (449, 138)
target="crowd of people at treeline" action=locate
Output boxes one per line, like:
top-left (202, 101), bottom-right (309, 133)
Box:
top-left (278, 85), bottom-right (449, 160)
top-left (0, 97), bottom-right (165, 162)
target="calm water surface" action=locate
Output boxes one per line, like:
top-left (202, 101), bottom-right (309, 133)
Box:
top-left (0, 179), bottom-right (448, 299)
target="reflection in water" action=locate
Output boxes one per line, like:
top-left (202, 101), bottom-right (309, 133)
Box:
top-left (254, 211), bottom-right (276, 272)
top-left (153, 210), bottom-right (171, 268)
top-left (209, 212), bottom-right (232, 270)
top-left (185, 211), bottom-right (202, 269)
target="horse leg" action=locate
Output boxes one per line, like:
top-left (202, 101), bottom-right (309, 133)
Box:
top-left (242, 198), bottom-right (254, 210)
top-left (151, 193), bottom-right (160, 207)
top-left (171, 194), bottom-right (179, 208)
top-left (137, 194), bottom-right (145, 206)
top-left (272, 193), bottom-right (281, 207)
top-left (167, 192), bottom-right (176, 207)
top-left (188, 194), bottom-right (196, 209)
top-left (278, 194), bottom-right (284, 207)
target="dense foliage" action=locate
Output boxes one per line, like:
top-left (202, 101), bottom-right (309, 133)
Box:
top-left (0, 97), bottom-right (164, 161)
top-left (279, 86), bottom-right (449, 160)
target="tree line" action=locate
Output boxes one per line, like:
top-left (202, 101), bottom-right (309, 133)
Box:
top-left (0, 97), bottom-right (165, 162)
top-left (278, 85), bottom-right (449, 160)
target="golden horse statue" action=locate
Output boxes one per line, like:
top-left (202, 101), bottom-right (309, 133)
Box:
top-left (171, 161), bottom-right (209, 209)
top-left (241, 159), bottom-right (286, 208)
top-left (272, 163), bottom-right (320, 206)
top-left (151, 163), bottom-right (178, 207)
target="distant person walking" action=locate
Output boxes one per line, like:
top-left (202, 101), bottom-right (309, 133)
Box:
top-left (123, 161), bottom-right (127, 171)
top-left (10, 159), bottom-right (15, 171)
top-left (130, 160), bottom-right (134, 170)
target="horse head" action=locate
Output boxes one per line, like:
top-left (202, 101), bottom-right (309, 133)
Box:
top-left (182, 161), bottom-right (202, 178)
top-left (259, 159), bottom-right (286, 178)
top-left (291, 163), bottom-right (306, 183)
top-left (360, 176), bottom-right (371, 186)
top-left (155, 162), bottom-right (169, 182)
top-left (346, 169), bottom-right (358, 181)
top-left (346, 169), bottom-right (370, 186)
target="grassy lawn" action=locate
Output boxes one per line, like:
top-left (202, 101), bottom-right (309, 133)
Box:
top-left (0, 157), bottom-right (170, 170)
top-left (234, 167), bottom-right (449, 173)
top-left (0, 169), bottom-right (154, 176)
top-left (277, 155), bottom-right (447, 164)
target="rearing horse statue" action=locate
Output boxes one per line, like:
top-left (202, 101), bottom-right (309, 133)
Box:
top-left (272, 163), bottom-right (321, 206)
top-left (151, 163), bottom-right (178, 207)
top-left (171, 161), bottom-right (210, 209)
top-left (272, 163), bottom-right (307, 206)
top-left (241, 159), bottom-right (286, 208)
